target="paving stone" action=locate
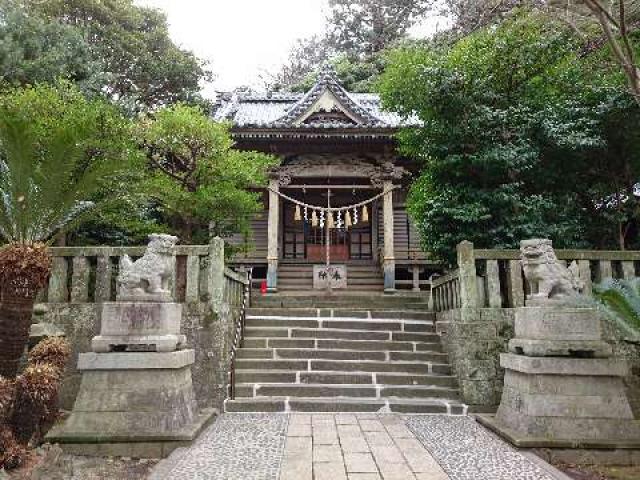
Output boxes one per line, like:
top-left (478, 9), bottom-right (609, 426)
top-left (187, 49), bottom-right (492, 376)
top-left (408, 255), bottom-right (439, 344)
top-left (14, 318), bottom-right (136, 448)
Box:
top-left (369, 445), bottom-right (405, 464)
top-left (378, 462), bottom-right (417, 480)
top-left (315, 461), bottom-right (348, 480)
top-left (287, 423), bottom-right (312, 436)
top-left (406, 416), bottom-right (556, 480)
top-left (384, 424), bottom-right (413, 438)
top-left (290, 414), bottom-right (311, 425)
top-left (314, 425), bottom-right (339, 444)
top-left (364, 431), bottom-right (394, 447)
top-left (338, 424), bottom-right (362, 438)
top-left (349, 475), bottom-right (382, 480)
top-left (313, 414), bottom-right (336, 425)
top-left (340, 436), bottom-right (370, 453)
top-left (415, 472), bottom-right (449, 480)
top-left (314, 445), bottom-right (344, 463)
top-left (360, 419), bottom-right (385, 432)
top-left (153, 414), bottom-right (287, 480)
top-left (284, 436), bottom-right (312, 456)
top-left (344, 453), bottom-right (378, 473)
top-left (336, 414), bottom-right (359, 425)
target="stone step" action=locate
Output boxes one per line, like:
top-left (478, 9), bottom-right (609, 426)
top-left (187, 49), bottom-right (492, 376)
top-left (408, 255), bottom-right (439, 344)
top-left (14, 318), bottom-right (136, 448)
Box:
top-left (245, 317), bottom-right (434, 333)
top-left (242, 338), bottom-right (442, 352)
top-left (235, 359), bottom-right (452, 375)
top-left (224, 397), bottom-right (466, 414)
top-left (233, 383), bottom-right (459, 400)
top-left (236, 348), bottom-right (448, 363)
top-left (246, 308), bottom-right (435, 321)
top-left (244, 326), bottom-right (440, 343)
top-left (234, 370), bottom-right (457, 387)
top-left (251, 295), bottom-right (430, 309)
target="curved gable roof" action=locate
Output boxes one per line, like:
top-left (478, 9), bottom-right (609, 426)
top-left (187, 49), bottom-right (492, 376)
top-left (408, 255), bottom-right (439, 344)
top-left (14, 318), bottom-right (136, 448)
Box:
top-left (213, 64), bottom-right (418, 134)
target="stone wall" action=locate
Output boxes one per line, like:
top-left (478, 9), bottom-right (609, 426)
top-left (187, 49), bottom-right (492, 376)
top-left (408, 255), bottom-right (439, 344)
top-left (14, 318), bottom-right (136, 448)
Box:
top-left (437, 307), bottom-right (640, 416)
top-left (437, 308), bottom-right (515, 411)
top-left (26, 237), bottom-right (248, 413)
top-left (34, 299), bottom-right (241, 411)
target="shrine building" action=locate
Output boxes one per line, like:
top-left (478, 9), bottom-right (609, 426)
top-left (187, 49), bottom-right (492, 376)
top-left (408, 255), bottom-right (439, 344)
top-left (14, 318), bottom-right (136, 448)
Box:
top-left (214, 64), bottom-right (437, 293)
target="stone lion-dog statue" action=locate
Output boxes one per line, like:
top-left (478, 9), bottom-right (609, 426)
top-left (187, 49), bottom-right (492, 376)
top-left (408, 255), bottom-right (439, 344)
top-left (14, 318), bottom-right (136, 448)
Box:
top-left (117, 233), bottom-right (178, 302)
top-left (520, 238), bottom-right (583, 305)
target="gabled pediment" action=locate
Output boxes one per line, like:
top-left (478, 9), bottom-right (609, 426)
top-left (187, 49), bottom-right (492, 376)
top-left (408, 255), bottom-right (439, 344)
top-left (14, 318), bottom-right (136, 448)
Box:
top-left (275, 64), bottom-right (381, 127)
top-left (296, 88), bottom-right (360, 126)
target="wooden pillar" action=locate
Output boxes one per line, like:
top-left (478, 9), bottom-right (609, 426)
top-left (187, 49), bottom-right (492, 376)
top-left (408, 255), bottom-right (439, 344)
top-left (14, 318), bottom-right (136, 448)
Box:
top-left (382, 180), bottom-right (395, 293)
top-left (266, 178), bottom-right (280, 293)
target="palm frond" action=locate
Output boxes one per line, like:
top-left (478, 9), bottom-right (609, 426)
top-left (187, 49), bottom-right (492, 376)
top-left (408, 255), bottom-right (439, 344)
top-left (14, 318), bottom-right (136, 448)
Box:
top-left (0, 109), bottom-right (115, 244)
top-left (593, 278), bottom-right (640, 335)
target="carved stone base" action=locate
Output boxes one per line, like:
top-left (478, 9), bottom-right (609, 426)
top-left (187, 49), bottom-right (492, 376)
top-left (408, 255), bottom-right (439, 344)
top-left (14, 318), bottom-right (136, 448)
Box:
top-left (509, 307), bottom-right (611, 357)
top-left (92, 302), bottom-right (186, 353)
top-left (487, 353), bottom-right (640, 445)
top-left (46, 350), bottom-right (214, 458)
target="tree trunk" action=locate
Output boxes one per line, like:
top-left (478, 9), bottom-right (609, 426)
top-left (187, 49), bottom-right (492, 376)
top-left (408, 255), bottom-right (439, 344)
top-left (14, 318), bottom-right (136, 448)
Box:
top-left (0, 290), bottom-right (35, 378)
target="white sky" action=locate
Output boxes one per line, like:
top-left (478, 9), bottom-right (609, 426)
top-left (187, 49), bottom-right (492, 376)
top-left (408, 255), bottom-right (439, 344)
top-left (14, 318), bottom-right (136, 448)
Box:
top-left (136, 0), bottom-right (450, 98)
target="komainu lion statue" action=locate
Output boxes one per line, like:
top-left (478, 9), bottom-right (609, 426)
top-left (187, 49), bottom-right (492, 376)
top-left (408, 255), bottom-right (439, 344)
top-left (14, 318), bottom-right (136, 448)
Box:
top-left (117, 233), bottom-right (178, 301)
top-left (520, 239), bottom-right (583, 305)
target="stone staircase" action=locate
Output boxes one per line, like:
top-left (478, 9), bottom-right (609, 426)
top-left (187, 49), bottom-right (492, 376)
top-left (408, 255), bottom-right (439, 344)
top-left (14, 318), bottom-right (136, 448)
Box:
top-left (225, 294), bottom-right (466, 414)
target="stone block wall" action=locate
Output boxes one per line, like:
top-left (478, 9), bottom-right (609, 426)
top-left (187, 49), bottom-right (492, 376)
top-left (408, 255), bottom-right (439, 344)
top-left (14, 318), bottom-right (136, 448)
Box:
top-left (437, 308), bottom-right (515, 410)
top-left (437, 307), bottom-right (640, 416)
top-left (34, 299), bottom-right (241, 412)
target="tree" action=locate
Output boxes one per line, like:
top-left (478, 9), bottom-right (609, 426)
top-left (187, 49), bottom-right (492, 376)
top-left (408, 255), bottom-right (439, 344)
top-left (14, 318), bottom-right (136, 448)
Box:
top-left (0, 83), bottom-right (132, 377)
top-left (380, 12), bottom-right (640, 261)
top-left (0, 0), bottom-right (101, 88)
top-left (326, 0), bottom-right (432, 57)
top-left (18, 0), bottom-right (210, 110)
top-left (271, 0), bottom-right (431, 91)
top-left (550, 0), bottom-right (640, 104)
top-left (137, 104), bottom-right (277, 243)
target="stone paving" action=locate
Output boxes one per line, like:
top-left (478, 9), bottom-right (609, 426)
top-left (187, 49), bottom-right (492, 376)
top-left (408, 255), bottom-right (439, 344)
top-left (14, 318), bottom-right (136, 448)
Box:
top-left (151, 413), bottom-right (566, 480)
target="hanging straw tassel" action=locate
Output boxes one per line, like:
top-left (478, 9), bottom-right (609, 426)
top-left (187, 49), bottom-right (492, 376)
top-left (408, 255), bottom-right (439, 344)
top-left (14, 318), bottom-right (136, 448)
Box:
top-left (345, 210), bottom-right (352, 229)
top-left (327, 211), bottom-right (335, 229)
top-left (362, 205), bottom-right (369, 223)
top-left (294, 204), bottom-right (301, 221)
top-left (311, 210), bottom-right (318, 227)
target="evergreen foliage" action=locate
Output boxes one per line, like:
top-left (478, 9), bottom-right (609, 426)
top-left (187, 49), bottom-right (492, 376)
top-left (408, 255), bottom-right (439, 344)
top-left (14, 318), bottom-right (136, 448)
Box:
top-left (379, 12), bottom-right (640, 262)
top-left (136, 104), bottom-right (277, 244)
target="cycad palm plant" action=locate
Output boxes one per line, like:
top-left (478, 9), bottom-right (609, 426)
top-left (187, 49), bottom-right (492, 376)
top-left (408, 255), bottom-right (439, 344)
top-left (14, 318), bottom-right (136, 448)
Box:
top-left (593, 278), bottom-right (640, 336)
top-left (0, 106), bottom-right (115, 377)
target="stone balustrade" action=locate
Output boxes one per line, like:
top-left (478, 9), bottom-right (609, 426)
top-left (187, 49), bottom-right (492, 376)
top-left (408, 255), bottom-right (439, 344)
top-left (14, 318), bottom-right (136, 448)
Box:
top-left (41, 242), bottom-right (249, 305)
top-left (436, 241), bottom-right (640, 312)
top-left (430, 269), bottom-right (461, 312)
top-left (433, 241), bottom-right (640, 412)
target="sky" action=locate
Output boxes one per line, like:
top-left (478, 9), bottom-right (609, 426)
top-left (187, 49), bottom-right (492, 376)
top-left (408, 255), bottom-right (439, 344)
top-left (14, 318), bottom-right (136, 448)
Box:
top-left (136, 0), bottom-right (450, 98)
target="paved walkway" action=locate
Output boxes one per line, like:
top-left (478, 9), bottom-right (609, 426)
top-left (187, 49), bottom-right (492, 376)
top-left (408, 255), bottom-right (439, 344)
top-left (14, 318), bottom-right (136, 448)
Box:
top-left (150, 413), bottom-right (568, 480)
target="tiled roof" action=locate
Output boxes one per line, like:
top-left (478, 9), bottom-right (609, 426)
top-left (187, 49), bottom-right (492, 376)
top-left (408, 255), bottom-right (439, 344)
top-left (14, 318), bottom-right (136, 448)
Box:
top-left (213, 64), bottom-right (418, 132)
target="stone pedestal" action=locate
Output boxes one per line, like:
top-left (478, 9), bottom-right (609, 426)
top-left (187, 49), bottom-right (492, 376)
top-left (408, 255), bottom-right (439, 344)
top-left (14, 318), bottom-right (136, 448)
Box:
top-left (92, 302), bottom-right (186, 353)
top-left (509, 307), bottom-right (612, 358)
top-left (46, 350), bottom-right (214, 458)
top-left (478, 306), bottom-right (640, 448)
